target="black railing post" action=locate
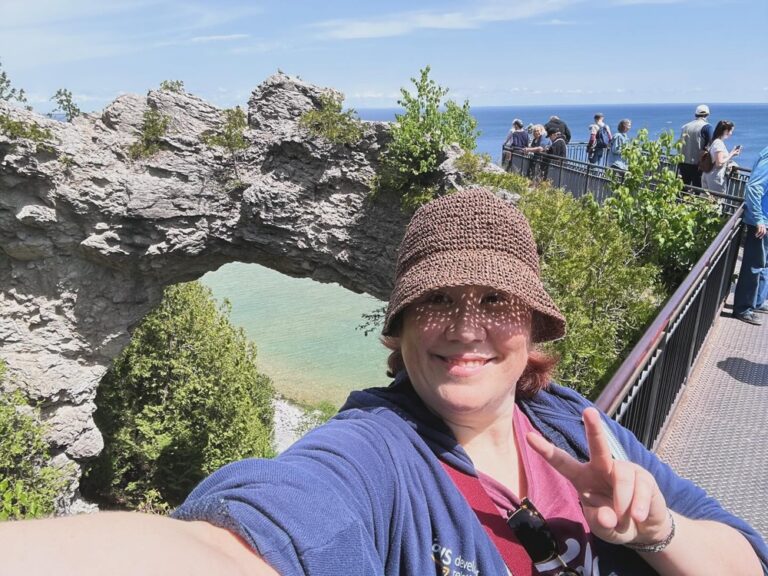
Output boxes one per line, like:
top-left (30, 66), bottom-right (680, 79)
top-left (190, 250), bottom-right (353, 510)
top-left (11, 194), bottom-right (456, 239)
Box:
top-left (642, 336), bottom-right (669, 447)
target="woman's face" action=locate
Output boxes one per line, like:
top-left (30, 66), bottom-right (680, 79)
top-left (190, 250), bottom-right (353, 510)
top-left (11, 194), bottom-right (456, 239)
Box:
top-left (724, 128), bottom-right (734, 139)
top-left (398, 285), bottom-right (531, 424)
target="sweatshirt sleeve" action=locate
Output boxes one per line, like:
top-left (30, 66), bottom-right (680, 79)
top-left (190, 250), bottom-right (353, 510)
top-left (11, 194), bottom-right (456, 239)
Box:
top-left (172, 416), bottom-right (397, 576)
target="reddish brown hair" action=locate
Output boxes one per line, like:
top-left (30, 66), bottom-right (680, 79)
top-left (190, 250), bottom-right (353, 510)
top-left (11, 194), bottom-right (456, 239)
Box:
top-left (381, 336), bottom-right (558, 399)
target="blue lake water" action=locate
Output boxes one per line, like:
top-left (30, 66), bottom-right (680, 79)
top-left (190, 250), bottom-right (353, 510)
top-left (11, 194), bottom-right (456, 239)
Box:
top-left (202, 103), bottom-right (768, 406)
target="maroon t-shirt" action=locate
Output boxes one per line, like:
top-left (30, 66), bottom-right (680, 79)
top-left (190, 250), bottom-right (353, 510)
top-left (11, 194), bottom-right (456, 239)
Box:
top-left (478, 408), bottom-right (607, 575)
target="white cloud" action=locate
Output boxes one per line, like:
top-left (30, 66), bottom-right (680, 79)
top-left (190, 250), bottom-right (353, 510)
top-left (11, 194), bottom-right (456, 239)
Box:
top-left (311, 0), bottom-right (579, 40)
top-left (190, 34), bottom-right (251, 43)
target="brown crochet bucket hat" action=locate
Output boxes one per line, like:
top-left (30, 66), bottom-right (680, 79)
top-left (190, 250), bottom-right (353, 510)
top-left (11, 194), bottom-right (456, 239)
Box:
top-left (382, 187), bottom-right (566, 342)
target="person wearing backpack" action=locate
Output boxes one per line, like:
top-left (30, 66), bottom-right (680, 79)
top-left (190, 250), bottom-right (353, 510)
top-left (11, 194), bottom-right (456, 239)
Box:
top-left (678, 104), bottom-right (714, 188)
top-left (587, 113), bottom-right (612, 165)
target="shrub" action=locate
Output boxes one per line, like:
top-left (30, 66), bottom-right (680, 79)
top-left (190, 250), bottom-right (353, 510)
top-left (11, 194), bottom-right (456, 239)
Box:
top-left (375, 66), bottom-right (479, 210)
top-left (159, 80), bottom-right (185, 93)
top-left (518, 185), bottom-right (664, 398)
top-left (128, 107), bottom-right (170, 160)
top-left (605, 129), bottom-right (724, 289)
top-left (50, 88), bottom-right (81, 122)
top-left (453, 151), bottom-right (530, 196)
top-left (0, 59), bottom-right (26, 105)
top-left (0, 361), bottom-right (68, 520)
top-left (300, 93), bottom-right (363, 145)
top-left (81, 282), bottom-right (275, 511)
top-left (201, 106), bottom-right (248, 179)
top-left (0, 114), bottom-right (53, 144)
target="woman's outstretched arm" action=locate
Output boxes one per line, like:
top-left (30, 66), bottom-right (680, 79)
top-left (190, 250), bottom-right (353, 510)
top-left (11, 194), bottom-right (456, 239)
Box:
top-left (0, 511), bottom-right (278, 576)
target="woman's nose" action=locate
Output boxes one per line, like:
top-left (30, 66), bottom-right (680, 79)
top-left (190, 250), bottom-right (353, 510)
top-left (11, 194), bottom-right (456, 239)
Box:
top-left (445, 303), bottom-right (486, 342)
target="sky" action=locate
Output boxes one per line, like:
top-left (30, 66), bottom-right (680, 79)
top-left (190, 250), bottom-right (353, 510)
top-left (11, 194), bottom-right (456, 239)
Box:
top-left (1, 0), bottom-right (767, 115)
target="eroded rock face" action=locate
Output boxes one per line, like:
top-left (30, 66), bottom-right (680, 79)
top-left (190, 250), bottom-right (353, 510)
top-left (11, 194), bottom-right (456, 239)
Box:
top-left (0, 73), bottom-right (419, 509)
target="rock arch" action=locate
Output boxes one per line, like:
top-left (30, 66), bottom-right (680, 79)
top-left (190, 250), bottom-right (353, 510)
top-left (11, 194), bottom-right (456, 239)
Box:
top-left (1, 73), bottom-right (414, 506)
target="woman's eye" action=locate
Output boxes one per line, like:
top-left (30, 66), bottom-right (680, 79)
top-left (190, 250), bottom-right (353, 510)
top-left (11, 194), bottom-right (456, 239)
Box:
top-left (425, 292), bottom-right (450, 305)
top-left (483, 292), bottom-right (508, 305)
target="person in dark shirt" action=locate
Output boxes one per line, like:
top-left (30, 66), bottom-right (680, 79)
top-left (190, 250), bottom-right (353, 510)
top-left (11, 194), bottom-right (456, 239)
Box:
top-left (546, 128), bottom-right (567, 158)
top-left (544, 115), bottom-right (571, 143)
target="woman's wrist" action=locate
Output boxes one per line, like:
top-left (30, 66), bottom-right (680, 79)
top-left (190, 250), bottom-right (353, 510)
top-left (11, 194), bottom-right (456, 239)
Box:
top-left (625, 510), bottom-right (676, 554)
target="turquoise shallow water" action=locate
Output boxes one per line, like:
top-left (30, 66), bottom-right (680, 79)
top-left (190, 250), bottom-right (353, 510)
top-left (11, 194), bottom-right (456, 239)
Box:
top-left (201, 263), bottom-right (388, 407)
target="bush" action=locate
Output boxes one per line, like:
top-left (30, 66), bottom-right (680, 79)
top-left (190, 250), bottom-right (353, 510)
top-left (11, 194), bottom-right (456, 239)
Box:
top-left (605, 129), bottom-right (724, 289)
top-left (375, 66), bottom-right (479, 210)
top-left (519, 185), bottom-right (664, 398)
top-left (300, 93), bottom-right (363, 145)
top-left (50, 88), bottom-right (81, 122)
top-left (128, 108), bottom-right (170, 160)
top-left (159, 80), bottom-right (185, 93)
top-left (0, 114), bottom-right (53, 144)
top-left (201, 106), bottom-right (248, 179)
top-left (81, 282), bottom-right (275, 511)
top-left (0, 361), bottom-right (68, 520)
top-left (453, 151), bottom-right (530, 196)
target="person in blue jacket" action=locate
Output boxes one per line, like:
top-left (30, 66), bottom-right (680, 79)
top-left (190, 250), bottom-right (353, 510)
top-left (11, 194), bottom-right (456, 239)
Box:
top-left (733, 144), bottom-right (768, 325)
top-left (1, 188), bottom-right (766, 576)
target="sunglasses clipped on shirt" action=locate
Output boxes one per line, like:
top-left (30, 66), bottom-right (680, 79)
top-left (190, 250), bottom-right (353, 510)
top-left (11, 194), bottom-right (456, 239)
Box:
top-left (506, 498), bottom-right (579, 576)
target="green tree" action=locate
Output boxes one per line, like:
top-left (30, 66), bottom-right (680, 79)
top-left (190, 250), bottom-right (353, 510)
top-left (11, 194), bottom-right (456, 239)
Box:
top-left (81, 282), bottom-right (275, 511)
top-left (299, 93), bottom-right (363, 145)
top-left (605, 129), bottom-right (724, 288)
top-left (159, 80), bottom-right (185, 93)
top-left (375, 66), bottom-right (479, 209)
top-left (201, 106), bottom-right (248, 180)
top-left (128, 107), bottom-right (170, 160)
top-left (0, 59), bottom-right (27, 105)
top-left (50, 88), bottom-right (81, 122)
top-left (0, 360), bottom-right (68, 520)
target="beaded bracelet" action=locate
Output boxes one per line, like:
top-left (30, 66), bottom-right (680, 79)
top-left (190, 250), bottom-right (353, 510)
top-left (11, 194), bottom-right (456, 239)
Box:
top-left (625, 510), bottom-right (676, 554)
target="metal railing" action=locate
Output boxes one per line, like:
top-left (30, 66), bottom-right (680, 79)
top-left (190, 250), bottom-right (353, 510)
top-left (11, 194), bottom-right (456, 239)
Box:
top-left (502, 142), bottom-right (751, 449)
top-left (594, 206), bottom-right (745, 449)
top-left (503, 148), bottom-right (744, 214)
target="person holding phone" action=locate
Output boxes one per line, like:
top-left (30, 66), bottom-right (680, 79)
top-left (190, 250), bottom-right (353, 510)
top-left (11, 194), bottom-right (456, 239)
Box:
top-left (701, 120), bottom-right (741, 193)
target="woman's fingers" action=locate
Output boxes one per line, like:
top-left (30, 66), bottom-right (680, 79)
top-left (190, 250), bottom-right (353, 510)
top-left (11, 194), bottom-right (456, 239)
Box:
top-left (582, 407), bottom-right (614, 475)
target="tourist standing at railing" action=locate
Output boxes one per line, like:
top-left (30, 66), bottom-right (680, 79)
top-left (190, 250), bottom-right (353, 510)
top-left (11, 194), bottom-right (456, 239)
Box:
top-left (678, 105), bottom-right (714, 188)
top-left (607, 119), bottom-right (632, 170)
top-left (544, 115), bottom-right (571, 143)
top-left (701, 120), bottom-right (741, 193)
top-left (732, 145), bottom-right (768, 326)
top-left (501, 119), bottom-right (530, 169)
top-left (545, 127), bottom-right (567, 158)
top-left (524, 124), bottom-right (551, 181)
top-left (587, 113), bottom-right (612, 165)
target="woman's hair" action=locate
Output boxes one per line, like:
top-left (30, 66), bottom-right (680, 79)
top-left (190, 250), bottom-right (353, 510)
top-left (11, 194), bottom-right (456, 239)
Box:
top-left (713, 120), bottom-right (735, 141)
top-left (532, 123), bottom-right (545, 134)
top-left (512, 119), bottom-right (524, 129)
top-left (618, 119), bottom-right (631, 132)
top-left (381, 334), bottom-right (559, 399)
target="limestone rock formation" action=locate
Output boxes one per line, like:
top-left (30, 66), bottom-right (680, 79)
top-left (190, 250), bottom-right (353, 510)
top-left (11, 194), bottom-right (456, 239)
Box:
top-left (0, 73), bottom-right (422, 508)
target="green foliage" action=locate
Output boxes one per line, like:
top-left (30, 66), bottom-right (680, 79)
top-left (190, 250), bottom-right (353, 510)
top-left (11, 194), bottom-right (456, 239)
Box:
top-left (453, 151), bottom-right (530, 196)
top-left (518, 186), bottom-right (663, 397)
top-left (159, 80), bottom-right (185, 93)
top-left (0, 362), bottom-right (68, 521)
top-left (128, 107), bottom-right (170, 160)
top-left (81, 282), bottom-right (275, 511)
top-left (375, 66), bottom-right (479, 209)
top-left (201, 106), bottom-right (248, 179)
top-left (49, 88), bottom-right (81, 122)
top-left (0, 59), bottom-right (27, 105)
top-left (0, 113), bottom-right (53, 144)
top-left (605, 129), bottom-right (724, 288)
top-left (299, 93), bottom-right (363, 145)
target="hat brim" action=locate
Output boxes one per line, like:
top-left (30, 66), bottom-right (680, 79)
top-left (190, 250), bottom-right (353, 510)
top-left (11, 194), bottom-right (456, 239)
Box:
top-left (383, 249), bottom-right (565, 343)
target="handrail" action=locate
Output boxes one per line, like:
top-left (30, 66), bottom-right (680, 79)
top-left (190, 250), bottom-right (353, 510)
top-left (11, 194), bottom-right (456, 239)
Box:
top-left (595, 203), bottom-right (745, 415)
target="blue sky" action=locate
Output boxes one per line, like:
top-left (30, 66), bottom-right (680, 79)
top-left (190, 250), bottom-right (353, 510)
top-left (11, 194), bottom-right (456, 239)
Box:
top-left (1, 0), bottom-right (766, 114)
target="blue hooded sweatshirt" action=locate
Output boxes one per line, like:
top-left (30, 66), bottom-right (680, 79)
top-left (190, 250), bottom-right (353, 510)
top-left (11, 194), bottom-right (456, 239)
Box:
top-left (173, 378), bottom-right (768, 575)
top-left (744, 145), bottom-right (768, 227)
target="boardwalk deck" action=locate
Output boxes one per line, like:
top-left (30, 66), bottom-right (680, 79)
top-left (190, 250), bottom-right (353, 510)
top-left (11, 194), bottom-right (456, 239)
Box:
top-left (655, 277), bottom-right (768, 541)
